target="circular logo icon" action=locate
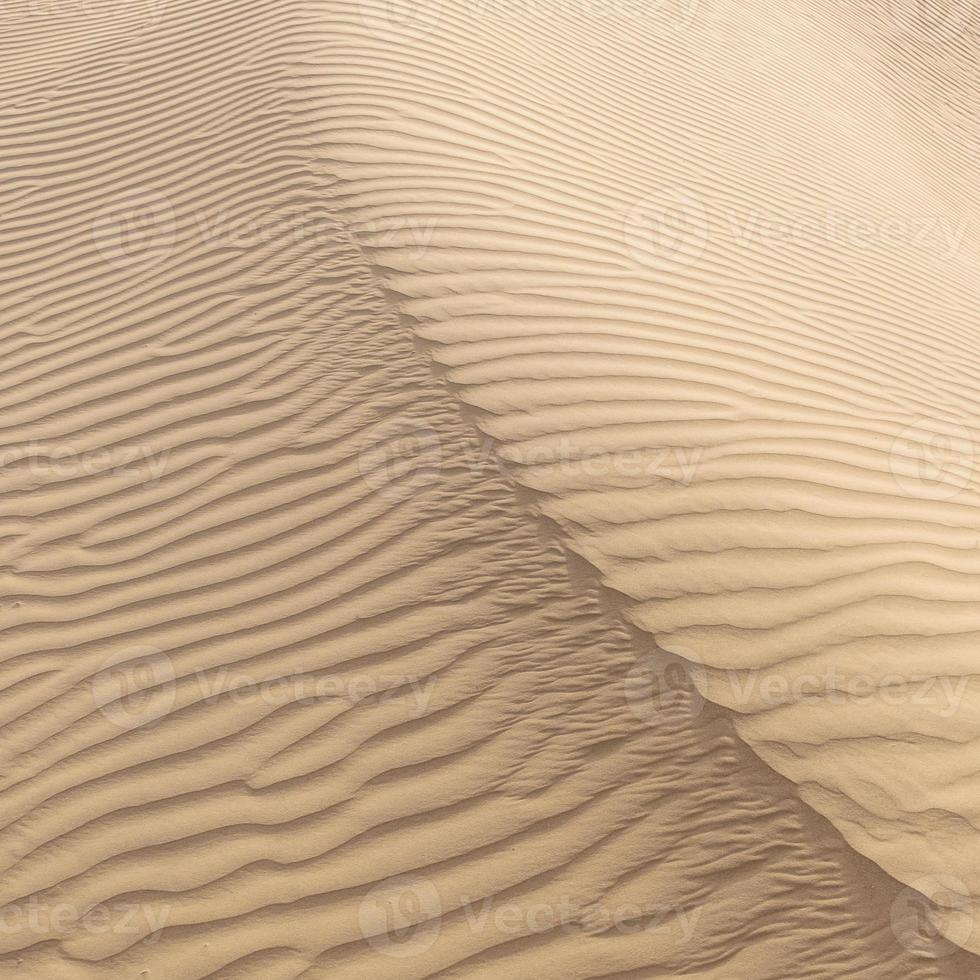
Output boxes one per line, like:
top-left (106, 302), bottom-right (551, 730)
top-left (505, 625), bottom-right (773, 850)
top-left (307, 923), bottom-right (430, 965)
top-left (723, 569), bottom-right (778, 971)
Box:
top-left (624, 646), bottom-right (707, 731)
top-left (359, 0), bottom-right (442, 41)
top-left (359, 875), bottom-right (442, 958)
top-left (623, 189), bottom-right (710, 271)
top-left (357, 418), bottom-right (442, 502)
top-left (91, 646), bottom-right (177, 730)
top-left (92, 191), bottom-right (176, 271)
top-left (891, 874), bottom-right (974, 958)
top-left (890, 417), bottom-right (974, 500)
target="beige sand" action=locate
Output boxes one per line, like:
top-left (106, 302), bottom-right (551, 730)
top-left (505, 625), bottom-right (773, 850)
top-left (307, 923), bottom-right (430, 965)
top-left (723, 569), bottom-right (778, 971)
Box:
top-left (311, 0), bottom-right (980, 958)
top-left (0, 0), bottom-right (978, 976)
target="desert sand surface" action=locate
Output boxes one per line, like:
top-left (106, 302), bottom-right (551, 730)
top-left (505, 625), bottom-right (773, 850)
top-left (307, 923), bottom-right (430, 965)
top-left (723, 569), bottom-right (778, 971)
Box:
top-left (1, 0), bottom-right (979, 976)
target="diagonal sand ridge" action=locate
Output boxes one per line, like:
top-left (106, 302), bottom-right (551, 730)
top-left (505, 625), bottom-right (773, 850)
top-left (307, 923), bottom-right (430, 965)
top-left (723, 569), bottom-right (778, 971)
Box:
top-left (303, 0), bottom-right (980, 959)
top-left (1, 0), bottom-right (979, 975)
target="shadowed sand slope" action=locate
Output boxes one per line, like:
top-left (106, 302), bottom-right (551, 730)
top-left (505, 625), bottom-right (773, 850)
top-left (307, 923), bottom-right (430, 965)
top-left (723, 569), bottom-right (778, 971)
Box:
top-left (304, 0), bottom-right (980, 960)
top-left (1, 0), bottom-right (979, 977)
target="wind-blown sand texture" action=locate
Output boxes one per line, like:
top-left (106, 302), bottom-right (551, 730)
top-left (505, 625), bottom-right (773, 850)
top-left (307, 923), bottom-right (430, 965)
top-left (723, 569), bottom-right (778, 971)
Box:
top-left (1, 0), bottom-right (979, 976)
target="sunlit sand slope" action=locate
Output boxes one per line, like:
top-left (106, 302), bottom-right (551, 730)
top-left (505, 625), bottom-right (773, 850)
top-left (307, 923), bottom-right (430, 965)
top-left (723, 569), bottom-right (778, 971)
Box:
top-left (307, 0), bottom-right (980, 957)
top-left (1, 0), bottom-right (978, 977)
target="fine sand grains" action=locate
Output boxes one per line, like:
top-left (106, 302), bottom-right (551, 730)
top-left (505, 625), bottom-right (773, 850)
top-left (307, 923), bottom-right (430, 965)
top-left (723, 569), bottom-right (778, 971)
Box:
top-left (1, 0), bottom-right (979, 976)
top-left (305, 0), bottom-right (980, 960)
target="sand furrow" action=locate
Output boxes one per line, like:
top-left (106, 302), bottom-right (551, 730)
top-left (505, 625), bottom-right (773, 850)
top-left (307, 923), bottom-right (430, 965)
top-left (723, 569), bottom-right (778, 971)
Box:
top-left (1, 0), bottom-right (978, 975)
top-left (302, 0), bottom-right (980, 960)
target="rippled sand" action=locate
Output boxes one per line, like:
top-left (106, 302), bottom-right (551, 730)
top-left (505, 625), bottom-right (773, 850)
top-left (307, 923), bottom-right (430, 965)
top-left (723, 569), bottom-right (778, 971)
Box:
top-left (1, 0), bottom-right (979, 975)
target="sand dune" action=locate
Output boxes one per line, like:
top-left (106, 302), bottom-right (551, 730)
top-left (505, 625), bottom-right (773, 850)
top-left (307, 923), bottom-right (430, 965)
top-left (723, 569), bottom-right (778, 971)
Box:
top-left (1, 0), bottom-right (979, 975)
top-left (308, 0), bottom-right (980, 960)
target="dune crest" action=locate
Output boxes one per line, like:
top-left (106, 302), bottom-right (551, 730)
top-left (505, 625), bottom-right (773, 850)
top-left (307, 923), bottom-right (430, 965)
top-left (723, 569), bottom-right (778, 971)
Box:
top-left (3, 0), bottom-right (980, 974)
top-left (310, 0), bottom-right (980, 956)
